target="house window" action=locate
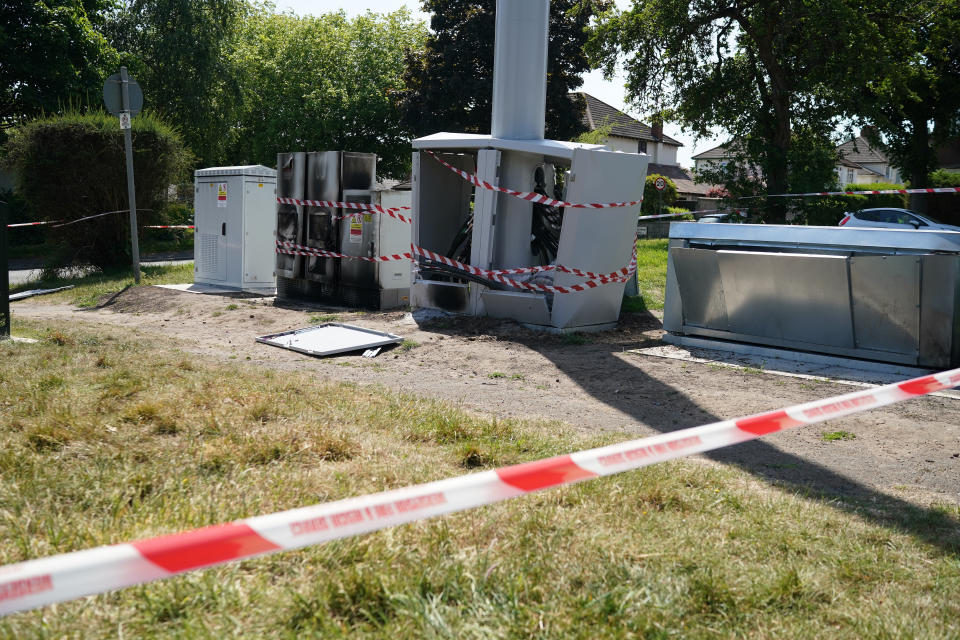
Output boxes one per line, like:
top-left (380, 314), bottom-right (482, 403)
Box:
top-left (638, 140), bottom-right (647, 154)
top-left (846, 168), bottom-right (855, 184)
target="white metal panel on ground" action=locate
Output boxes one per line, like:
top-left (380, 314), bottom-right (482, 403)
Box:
top-left (256, 323), bottom-right (402, 357)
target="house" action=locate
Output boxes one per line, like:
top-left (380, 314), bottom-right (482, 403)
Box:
top-left (835, 130), bottom-right (901, 184)
top-left (692, 132), bottom-right (903, 186)
top-left (572, 92), bottom-right (716, 205)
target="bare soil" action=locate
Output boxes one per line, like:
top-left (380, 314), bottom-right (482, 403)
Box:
top-left (14, 286), bottom-right (960, 509)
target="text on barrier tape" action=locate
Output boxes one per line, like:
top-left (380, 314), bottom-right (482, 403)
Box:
top-left (1, 367), bottom-right (958, 616)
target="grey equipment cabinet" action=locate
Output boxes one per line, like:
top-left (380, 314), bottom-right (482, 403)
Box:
top-left (194, 165), bottom-right (277, 294)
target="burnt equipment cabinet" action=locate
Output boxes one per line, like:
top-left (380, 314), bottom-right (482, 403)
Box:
top-left (194, 165), bottom-right (277, 293)
top-left (275, 151), bottom-right (411, 309)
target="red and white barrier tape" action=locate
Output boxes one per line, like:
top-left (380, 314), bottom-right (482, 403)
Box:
top-left (637, 211), bottom-right (691, 221)
top-left (276, 240), bottom-right (411, 263)
top-left (2, 367), bottom-right (957, 616)
top-left (6, 221), bottom-right (58, 228)
top-left (745, 186), bottom-right (960, 199)
top-left (276, 198), bottom-right (413, 224)
top-left (411, 245), bottom-right (634, 294)
top-left (145, 225), bottom-right (194, 230)
top-left (276, 240), bottom-right (636, 290)
top-left (425, 151), bottom-right (643, 210)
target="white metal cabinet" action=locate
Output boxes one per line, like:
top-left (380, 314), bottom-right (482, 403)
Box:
top-left (194, 165), bottom-right (277, 293)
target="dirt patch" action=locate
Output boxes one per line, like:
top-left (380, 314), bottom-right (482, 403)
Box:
top-left (14, 286), bottom-right (960, 511)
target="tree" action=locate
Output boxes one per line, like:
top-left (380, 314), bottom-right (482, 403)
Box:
top-left (0, 0), bottom-right (117, 133)
top-left (104, 0), bottom-right (249, 167)
top-left (642, 173), bottom-right (677, 214)
top-left (855, 0), bottom-right (960, 208)
top-left (589, 0), bottom-right (877, 222)
top-left (228, 9), bottom-right (427, 179)
top-left (399, 0), bottom-right (610, 141)
top-left (3, 111), bottom-right (190, 269)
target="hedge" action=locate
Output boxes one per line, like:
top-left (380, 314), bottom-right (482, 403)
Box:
top-left (2, 111), bottom-right (191, 269)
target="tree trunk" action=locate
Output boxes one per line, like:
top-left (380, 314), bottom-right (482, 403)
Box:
top-left (908, 116), bottom-right (931, 213)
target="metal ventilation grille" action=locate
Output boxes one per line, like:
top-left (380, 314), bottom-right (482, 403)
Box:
top-left (198, 234), bottom-right (219, 275)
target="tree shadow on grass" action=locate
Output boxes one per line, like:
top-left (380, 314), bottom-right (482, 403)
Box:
top-left (420, 308), bottom-right (960, 556)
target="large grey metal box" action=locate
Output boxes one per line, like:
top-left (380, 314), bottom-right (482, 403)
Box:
top-left (194, 165), bottom-right (277, 293)
top-left (664, 223), bottom-right (960, 368)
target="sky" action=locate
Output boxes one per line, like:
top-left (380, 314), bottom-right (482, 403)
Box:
top-left (273, 0), bottom-right (726, 168)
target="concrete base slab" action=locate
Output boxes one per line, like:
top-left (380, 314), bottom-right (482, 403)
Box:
top-left (155, 283), bottom-right (275, 297)
top-left (629, 333), bottom-right (960, 400)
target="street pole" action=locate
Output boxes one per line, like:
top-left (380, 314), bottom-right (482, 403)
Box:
top-left (121, 66), bottom-right (141, 284)
top-left (1, 200), bottom-right (9, 339)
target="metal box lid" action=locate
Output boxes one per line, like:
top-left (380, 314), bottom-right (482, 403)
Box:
top-left (669, 222), bottom-right (960, 255)
top-left (194, 165), bottom-right (277, 179)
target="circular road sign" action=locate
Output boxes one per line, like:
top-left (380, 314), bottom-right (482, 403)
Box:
top-left (654, 177), bottom-right (667, 191)
top-left (103, 73), bottom-right (143, 116)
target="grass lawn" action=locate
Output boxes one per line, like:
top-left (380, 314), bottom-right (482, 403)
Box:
top-left (1, 318), bottom-right (958, 637)
top-left (10, 263), bottom-right (194, 307)
top-left (624, 238), bottom-right (669, 313)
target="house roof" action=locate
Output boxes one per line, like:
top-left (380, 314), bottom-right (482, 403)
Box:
top-left (572, 93), bottom-right (682, 147)
top-left (837, 136), bottom-right (888, 164)
top-left (647, 163), bottom-right (717, 197)
top-left (691, 143), bottom-right (733, 161)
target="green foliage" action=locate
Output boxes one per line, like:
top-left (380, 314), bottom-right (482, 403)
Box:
top-left (105, 0), bottom-right (249, 167)
top-left (855, 0), bottom-right (960, 187)
top-left (793, 182), bottom-right (908, 226)
top-left (573, 122), bottom-right (612, 145)
top-left (590, 1), bottom-right (877, 222)
top-left (229, 8), bottom-right (426, 178)
top-left (641, 173), bottom-right (677, 213)
top-left (399, 0), bottom-right (609, 141)
top-left (3, 111), bottom-right (191, 269)
top-left (929, 170), bottom-right (960, 188)
top-left (0, 0), bottom-right (118, 132)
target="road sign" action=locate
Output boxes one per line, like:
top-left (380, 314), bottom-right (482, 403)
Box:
top-left (654, 177), bottom-right (667, 191)
top-left (102, 73), bottom-right (143, 116)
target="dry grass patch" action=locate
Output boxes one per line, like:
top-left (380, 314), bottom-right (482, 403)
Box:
top-left (0, 318), bottom-right (958, 638)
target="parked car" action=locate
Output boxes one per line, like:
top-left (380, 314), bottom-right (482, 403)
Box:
top-left (838, 208), bottom-right (960, 231)
top-left (697, 211), bottom-right (745, 223)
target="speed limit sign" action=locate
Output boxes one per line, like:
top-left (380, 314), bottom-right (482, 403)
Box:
top-left (654, 177), bottom-right (667, 191)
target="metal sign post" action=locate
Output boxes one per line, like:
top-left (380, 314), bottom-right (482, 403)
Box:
top-left (104, 68), bottom-right (143, 283)
top-left (654, 176), bottom-right (666, 215)
top-left (1, 200), bottom-right (9, 339)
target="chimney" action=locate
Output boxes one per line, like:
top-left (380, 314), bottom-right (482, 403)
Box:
top-left (651, 117), bottom-right (663, 142)
top-left (650, 116), bottom-right (663, 162)
top-left (860, 125), bottom-right (874, 139)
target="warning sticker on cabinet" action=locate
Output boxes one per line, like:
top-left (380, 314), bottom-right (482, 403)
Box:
top-left (349, 221), bottom-right (363, 243)
top-left (217, 183), bottom-right (228, 207)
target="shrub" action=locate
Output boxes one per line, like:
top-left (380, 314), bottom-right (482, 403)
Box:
top-left (642, 174), bottom-right (678, 214)
top-left (3, 111), bottom-right (191, 269)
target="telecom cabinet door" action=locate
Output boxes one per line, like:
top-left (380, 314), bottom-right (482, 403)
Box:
top-left (242, 179), bottom-right (277, 285)
top-left (195, 179), bottom-right (228, 281)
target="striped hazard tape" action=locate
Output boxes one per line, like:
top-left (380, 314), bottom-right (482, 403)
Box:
top-left (145, 225), bottom-right (194, 229)
top-left (6, 221), bottom-right (58, 228)
top-left (276, 198), bottom-right (413, 224)
top-left (744, 186), bottom-right (960, 199)
top-left (276, 240), bottom-right (411, 263)
top-left (425, 150), bottom-right (643, 209)
top-left (411, 245), bottom-right (635, 294)
top-left (275, 241), bottom-right (636, 294)
top-left (1, 367), bottom-right (958, 616)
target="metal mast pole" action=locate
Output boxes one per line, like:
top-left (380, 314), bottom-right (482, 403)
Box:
top-left (121, 66), bottom-right (141, 283)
